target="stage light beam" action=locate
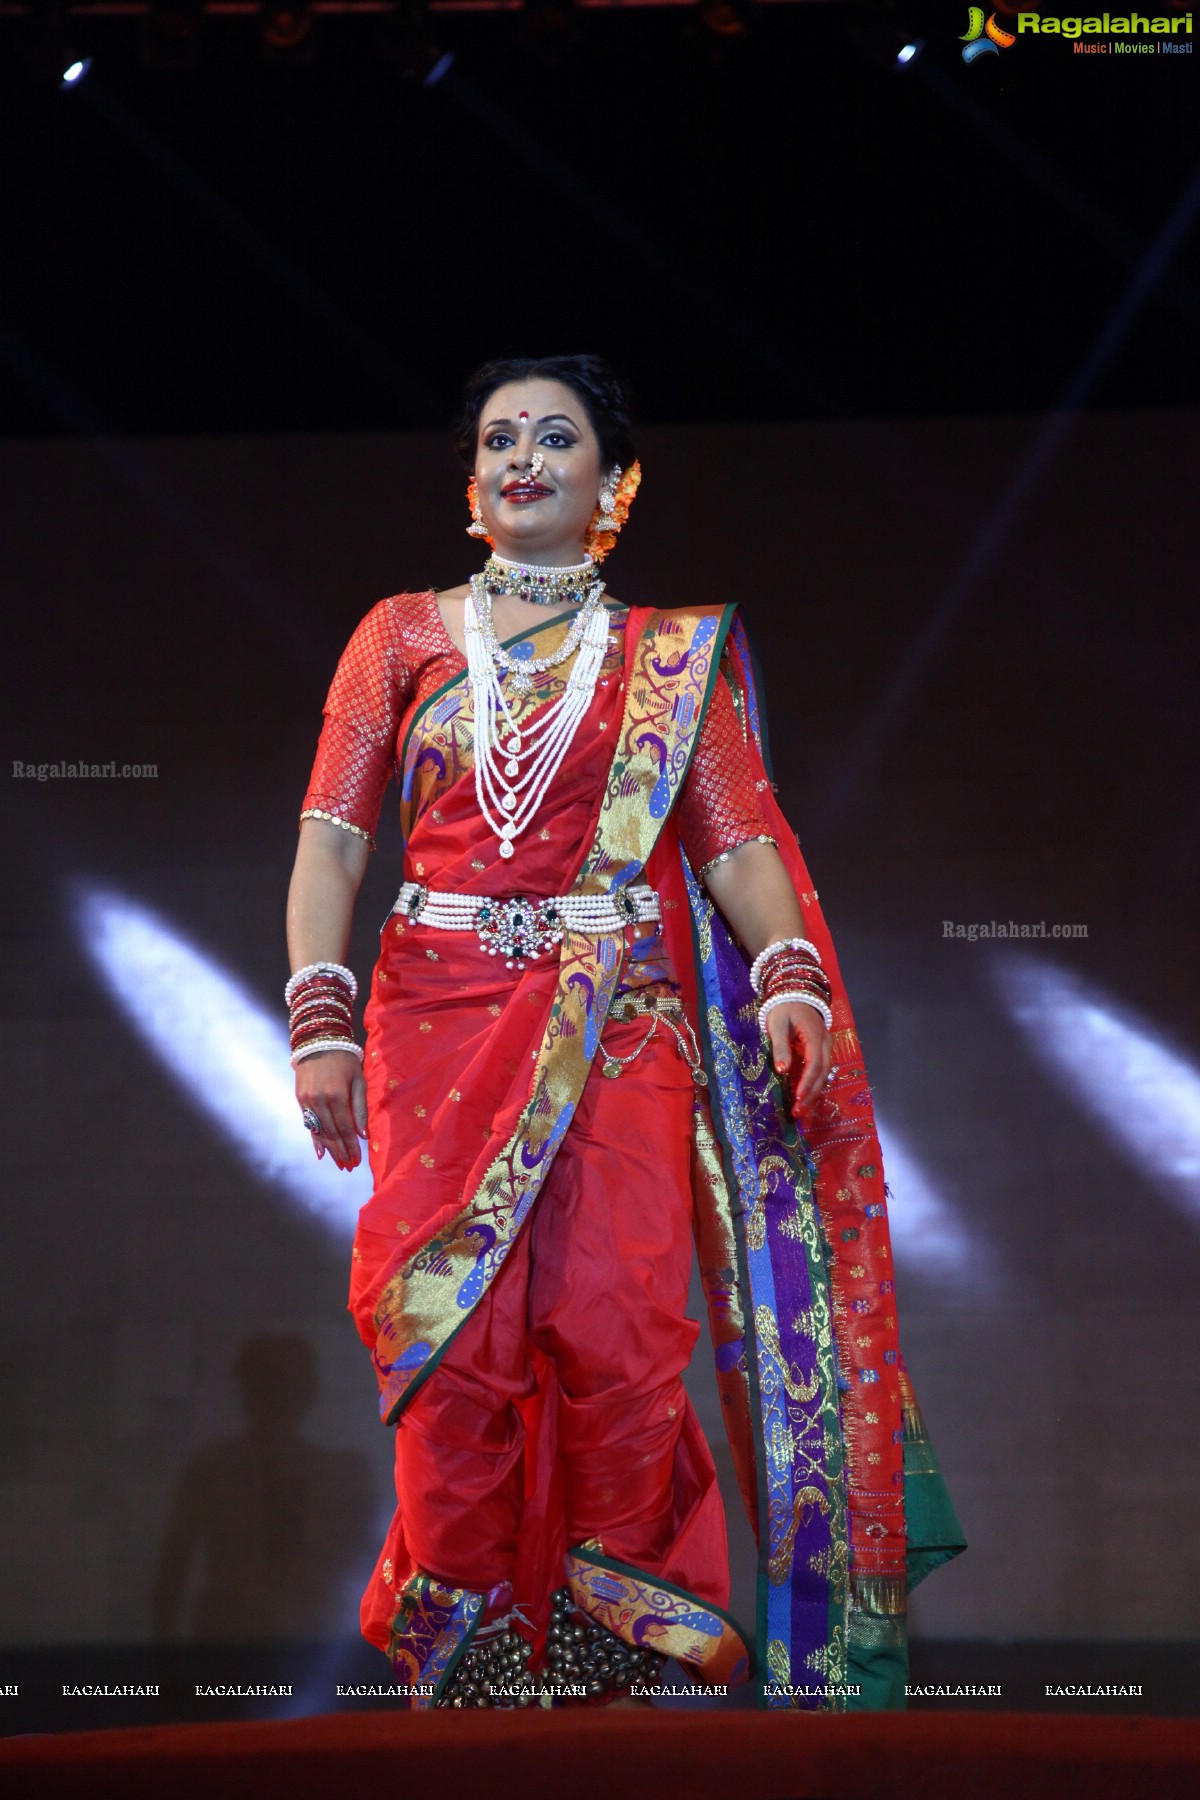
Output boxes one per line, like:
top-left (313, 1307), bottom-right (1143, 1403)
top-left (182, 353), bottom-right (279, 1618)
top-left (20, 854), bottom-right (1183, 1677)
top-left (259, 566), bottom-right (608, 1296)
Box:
top-left (874, 1111), bottom-right (1002, 1291)
top-left (74, 884), bottom-right (371, 1234)
top-left (992, 954), bottom-right (1200, 1221)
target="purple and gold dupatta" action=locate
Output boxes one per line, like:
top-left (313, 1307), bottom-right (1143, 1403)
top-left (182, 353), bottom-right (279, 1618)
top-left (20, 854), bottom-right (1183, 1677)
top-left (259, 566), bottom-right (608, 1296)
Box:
top-left (652, 612), bottom-right (966, 1710)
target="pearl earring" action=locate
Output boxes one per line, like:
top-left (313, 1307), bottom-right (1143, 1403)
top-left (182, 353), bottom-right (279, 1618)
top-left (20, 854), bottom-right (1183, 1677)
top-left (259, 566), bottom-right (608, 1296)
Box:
top-left (597, 464), bottom-right (622, 522)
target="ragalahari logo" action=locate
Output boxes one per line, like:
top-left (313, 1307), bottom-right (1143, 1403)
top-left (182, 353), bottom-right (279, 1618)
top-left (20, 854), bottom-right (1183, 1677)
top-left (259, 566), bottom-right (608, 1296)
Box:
top-left (961, 7), bottom-right (1017, 60)
top-left (962, 12), bottom-right (1195, 57)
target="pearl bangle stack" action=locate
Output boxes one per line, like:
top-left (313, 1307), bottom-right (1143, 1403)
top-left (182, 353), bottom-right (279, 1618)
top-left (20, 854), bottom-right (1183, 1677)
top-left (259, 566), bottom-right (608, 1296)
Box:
top-left (749, 938), bottom-right (823, 998)
top-left (750, 935), bottom-right (833, 1041)
top-left (290, 1037), bottom-right (365, 1068)
top-left (286, 961), bottom-right (361, 1066)
top-left (757, 991), bottom-right (834, 1036)
top-left (285, 961), bottom-right (359, 1005)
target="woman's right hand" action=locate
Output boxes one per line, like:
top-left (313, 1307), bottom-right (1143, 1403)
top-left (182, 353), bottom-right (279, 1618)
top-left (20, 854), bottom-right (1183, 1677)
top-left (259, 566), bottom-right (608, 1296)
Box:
top-left (295, 1049), bottom-right (369, 1170)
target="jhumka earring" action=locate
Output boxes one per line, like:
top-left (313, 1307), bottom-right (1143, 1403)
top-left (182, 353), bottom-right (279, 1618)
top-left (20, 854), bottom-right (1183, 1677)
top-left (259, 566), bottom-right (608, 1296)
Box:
top-left (597, 464), bottom-right (623, 529)
top-left (466, 478), bottom-right (490, 539)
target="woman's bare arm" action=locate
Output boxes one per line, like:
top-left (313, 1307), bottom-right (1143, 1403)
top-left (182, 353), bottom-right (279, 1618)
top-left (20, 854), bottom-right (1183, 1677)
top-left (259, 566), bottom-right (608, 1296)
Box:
top-left (702, 838), bottom-right (832, 1113)
top-left (286, 819), bottom-right (372, 1169)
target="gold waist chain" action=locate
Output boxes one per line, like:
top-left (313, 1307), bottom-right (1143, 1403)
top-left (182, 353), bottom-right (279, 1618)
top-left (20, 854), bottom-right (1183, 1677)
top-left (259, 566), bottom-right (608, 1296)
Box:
top-left (601, 994), bottom-right (707, 1087)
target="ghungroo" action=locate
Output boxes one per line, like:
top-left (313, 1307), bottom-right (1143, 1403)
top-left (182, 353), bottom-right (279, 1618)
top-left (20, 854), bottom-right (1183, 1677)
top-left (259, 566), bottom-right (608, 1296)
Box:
top-left (541, 1586), bottom-right (666, 1701)
top-left (439, 1623), bottom-right (537, 1709)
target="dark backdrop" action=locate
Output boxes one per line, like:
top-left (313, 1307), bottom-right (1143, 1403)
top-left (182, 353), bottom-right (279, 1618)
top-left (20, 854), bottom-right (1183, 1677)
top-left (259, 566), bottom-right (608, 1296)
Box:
top-left (3, 2), bottom-right (1200, 438)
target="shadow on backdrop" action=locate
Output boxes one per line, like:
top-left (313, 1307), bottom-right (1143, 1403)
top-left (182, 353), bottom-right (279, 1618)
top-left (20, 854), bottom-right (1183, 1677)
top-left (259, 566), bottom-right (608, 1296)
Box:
top-left (152, 1333), bottom-right (375, 1643)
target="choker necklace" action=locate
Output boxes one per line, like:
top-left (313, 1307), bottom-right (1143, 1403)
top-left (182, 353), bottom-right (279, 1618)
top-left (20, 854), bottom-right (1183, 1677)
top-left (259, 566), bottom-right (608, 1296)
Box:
top-left (484, 553), bottom-right (597, 607)
top-left (465, 573), bottom-right (609, 860)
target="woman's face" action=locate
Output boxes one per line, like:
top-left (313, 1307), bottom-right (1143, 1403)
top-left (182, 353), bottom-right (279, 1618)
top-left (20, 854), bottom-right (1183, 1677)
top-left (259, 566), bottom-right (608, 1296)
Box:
top-left (474, 377), bottom-right (608, 563)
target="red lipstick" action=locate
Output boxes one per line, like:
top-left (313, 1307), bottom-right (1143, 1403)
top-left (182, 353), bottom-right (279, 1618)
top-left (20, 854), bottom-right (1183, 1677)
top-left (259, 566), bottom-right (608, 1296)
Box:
top-left (501, 481), bottom-right (552, 502)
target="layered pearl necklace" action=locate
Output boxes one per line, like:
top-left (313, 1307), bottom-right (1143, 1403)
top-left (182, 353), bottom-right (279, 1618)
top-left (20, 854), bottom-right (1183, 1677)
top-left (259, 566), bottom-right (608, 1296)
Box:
top-left (465, 570), bottom-right (609, 861)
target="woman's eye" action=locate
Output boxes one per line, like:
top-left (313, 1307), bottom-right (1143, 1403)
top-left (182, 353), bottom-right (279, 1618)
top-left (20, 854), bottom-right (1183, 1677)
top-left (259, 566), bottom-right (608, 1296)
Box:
top-left (484, 433), bottom-right (514, 450)
top-left (541, 432), bottom-right (571, 448)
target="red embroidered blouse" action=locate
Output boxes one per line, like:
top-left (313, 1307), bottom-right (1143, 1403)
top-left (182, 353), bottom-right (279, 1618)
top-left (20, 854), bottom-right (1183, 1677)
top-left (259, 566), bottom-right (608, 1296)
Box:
top-left (301, 591), bottom-right (773, 874)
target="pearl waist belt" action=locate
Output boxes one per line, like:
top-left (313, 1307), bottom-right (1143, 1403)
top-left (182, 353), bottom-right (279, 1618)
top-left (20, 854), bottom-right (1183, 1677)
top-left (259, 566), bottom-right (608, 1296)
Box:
top-left (393, 880), bottom-right (662, 969)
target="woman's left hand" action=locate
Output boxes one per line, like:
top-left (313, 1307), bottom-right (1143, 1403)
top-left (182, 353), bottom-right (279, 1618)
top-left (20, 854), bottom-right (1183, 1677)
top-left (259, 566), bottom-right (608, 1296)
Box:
top-left (764, 1002), bottom-right (832, 1118)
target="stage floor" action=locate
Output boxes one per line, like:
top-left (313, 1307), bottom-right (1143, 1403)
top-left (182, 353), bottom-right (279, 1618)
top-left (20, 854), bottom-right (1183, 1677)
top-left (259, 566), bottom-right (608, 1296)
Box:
top-left (2, 1708), bottom-right (1199, 1800)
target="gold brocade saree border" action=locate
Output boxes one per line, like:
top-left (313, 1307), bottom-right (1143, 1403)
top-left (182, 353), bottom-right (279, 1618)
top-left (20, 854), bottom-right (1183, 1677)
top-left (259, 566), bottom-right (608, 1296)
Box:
top-left (565, 1545), bottom-right (752, 1689)
top-left (386, 1573), bottom-right (485, 1710)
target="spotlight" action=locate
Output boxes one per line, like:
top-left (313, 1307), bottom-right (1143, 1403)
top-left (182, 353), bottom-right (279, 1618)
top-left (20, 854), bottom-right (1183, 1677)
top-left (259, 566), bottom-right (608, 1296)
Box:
top-left (423, 50), bottom-right (455, 89)
top-left (379, 0), bottom-right (453, 84)
top-left (25, 2), bottom-right (92, 91)
top-left (847, 1), bottom-right (925, 71)
top-left (262, 0), bottom-right (316, 64)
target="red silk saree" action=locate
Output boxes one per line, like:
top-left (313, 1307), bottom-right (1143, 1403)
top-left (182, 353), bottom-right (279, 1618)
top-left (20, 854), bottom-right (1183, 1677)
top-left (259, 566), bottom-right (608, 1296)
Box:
top-left (302, 592), bottom-right (965, 1709)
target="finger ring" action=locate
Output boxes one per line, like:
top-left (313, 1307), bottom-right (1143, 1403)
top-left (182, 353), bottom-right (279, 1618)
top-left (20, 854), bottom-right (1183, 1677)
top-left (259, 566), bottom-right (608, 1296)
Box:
top-left (301, 1106), bottom-right (323, 1134)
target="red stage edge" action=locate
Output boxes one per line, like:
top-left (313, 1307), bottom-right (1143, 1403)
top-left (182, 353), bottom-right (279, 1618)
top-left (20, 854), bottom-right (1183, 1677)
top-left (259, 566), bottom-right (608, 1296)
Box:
top-left (2, 1710), bottom-right (1199, 1800)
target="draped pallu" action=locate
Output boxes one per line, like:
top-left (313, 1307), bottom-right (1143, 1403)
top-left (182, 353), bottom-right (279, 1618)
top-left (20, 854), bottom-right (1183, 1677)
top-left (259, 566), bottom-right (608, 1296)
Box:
top-left (345, 601), bottom-right (964, 1710)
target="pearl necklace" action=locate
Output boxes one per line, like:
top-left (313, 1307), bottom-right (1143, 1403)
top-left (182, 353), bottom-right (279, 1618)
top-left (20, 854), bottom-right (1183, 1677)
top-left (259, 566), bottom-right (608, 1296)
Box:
top-left (465, 574), bottom-right (610, 861)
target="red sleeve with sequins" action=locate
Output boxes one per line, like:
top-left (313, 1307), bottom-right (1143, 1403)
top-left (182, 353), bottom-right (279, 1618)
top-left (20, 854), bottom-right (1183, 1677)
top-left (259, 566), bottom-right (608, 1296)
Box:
top-left (300, 596), bottom-right (414, 846)
top-left (675, 658), bottom-right (776, 877)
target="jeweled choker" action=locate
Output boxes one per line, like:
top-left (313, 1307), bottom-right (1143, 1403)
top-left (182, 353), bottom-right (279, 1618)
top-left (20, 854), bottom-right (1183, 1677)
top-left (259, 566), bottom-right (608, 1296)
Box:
top-left (484, 553), bottom-right (597, 607)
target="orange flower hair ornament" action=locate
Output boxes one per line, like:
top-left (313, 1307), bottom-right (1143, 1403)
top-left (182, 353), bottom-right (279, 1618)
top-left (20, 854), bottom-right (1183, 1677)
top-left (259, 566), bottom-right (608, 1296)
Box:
top-left (465, 460), bottom-right (643, 563)
top-left (587, 459), bottom-right (641, 564)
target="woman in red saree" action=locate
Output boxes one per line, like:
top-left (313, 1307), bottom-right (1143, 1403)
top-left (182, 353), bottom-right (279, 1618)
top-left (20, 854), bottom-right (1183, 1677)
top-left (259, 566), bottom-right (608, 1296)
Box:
top-left (286, 355), bottom-right (963, 1712)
